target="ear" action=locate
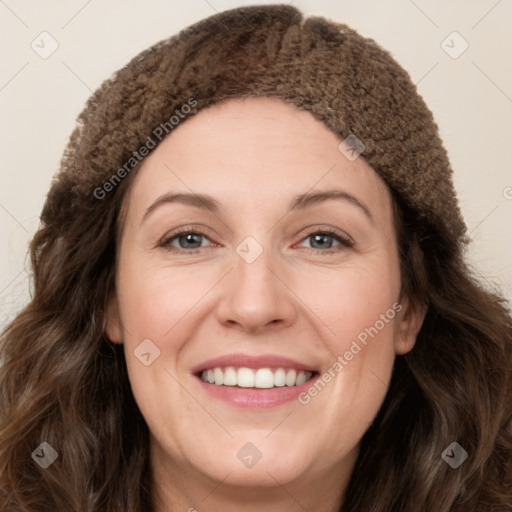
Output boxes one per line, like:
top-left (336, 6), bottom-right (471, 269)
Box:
top-left (393, 296), bottom-right (427, 355)
top-left (105, 292), bottom-right (123, 344)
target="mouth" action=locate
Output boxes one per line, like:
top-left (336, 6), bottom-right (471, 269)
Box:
top-left (196, 366), bottom-right (318, 388)
top-left (191, 353), bottom-right (320, 407)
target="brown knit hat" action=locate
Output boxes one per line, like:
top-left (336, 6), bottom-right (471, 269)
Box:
top-left (47, 4), bottom-right (468, 249)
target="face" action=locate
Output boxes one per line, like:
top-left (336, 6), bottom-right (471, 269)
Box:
top-left (106, 97), bottom-right (424, 504)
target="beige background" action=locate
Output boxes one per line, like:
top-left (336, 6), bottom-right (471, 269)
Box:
top-left (1, 0), bottom-right (511, 332)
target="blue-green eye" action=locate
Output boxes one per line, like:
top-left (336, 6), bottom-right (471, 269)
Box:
top-left (159, 227), bottom-right (353, 255)
top-left (160, 230), bottom-right (211, 253)
top-left (298, 230), bottom-right (353, 252)
top-left (167, 232), bottom-right (208, 250)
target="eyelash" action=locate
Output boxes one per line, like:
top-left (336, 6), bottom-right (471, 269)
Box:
top-left (159, 225), bottom-right (354, 255)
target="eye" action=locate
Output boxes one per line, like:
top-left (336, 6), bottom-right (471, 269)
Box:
top-left (159, 227), bottom-right (213, 254)
top-left (297, 229), bottom-right (353, 253)
top-left (159, 226), bottom-right (353, 255)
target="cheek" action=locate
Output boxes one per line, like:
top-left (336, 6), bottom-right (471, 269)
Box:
top-left (114, 257), bottom-right (205, 448)
top-left (116, 254), bottom-right (209, 342)
top-left (306, 256), bottom-right (401, 349)
top-left (296, 256), bottom-right (400, 421)
top-left (295, 273), bottom-right (399, 459)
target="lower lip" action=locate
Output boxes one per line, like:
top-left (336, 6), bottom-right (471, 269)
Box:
top-left (194, 373), bottom-right (320, 408)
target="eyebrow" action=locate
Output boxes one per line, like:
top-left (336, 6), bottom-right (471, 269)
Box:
top-left (141, 189), bottom-right (373, 225)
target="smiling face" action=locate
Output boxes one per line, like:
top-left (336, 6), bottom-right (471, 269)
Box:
top-left (106, 96), bottom-right (424, 508)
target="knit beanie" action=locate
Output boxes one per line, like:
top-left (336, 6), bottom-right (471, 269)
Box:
top-left (45, 4), bottom-right (468, 250)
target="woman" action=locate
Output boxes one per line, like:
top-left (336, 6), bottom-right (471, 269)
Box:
top-left (1, 4), bottom-right (511, 511)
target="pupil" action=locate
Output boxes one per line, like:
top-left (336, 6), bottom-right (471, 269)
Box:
top-left (180, 233), bottom-right (201, 248)
top-left (313, 234), bottom-right (331, 249)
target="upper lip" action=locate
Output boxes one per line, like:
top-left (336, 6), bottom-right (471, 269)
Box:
top-left (191, 353), bottom-right (318, 374)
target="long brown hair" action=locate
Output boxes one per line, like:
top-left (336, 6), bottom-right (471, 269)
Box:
top-left (1, 4), bottom-right (511, 511)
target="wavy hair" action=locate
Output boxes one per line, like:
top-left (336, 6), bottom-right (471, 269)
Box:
top-left (1, 4), bottom-right (511, 511)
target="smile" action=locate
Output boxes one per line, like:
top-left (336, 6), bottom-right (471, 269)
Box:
top-left (199, 367), bottom-right (316, 388)
top-left (192, 353), bottom-right (321, 407)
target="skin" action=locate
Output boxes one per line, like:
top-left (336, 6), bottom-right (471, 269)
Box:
top-left (106, 96), bottom-right (425, 512)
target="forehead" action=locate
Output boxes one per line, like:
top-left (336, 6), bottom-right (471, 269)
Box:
top-left (122, 96), bottom-right (392, 224)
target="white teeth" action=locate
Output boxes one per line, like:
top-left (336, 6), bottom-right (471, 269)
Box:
top-left (213, 367), bottom-right (224, 385)
top-left (254, 368), bottom-right (274, 388)
top-left (237, 367), bottom-right (255, 388)
top-left (296, 370), bottom-right (307, 386)
top-left (223, 367), bottom-right (237, 386)
top-left (285, 369), bottom-right (297, 386)
top-left (200, 366), bottom-right (314, 388)
top-left (274, 368), bottom-right (286, 387)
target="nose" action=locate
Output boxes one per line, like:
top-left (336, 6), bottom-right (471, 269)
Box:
top-left (215, 243), bottom-right (297, 334)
